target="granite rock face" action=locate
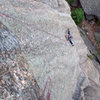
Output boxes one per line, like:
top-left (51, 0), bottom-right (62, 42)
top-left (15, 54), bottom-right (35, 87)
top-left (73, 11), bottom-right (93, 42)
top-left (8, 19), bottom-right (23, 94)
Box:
top-left (0, 23), bottom-right (40, 100)
top-left (80, 0), bottom-right (100, 21)
top-left (83, 79), bottom-right (100, 100)
top-left (0, 22), bottom-right (20, 57)
top-left (71, 0), bottom-right (79, 7)
top-left (0, 0), bottom-right (100, 100)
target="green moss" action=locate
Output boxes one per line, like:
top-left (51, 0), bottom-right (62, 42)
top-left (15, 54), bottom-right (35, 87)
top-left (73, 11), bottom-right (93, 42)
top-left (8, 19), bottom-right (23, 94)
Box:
top-left (66, 0), bottom-right (74, 4)
top-left (96, 39), bottom-right (100, 43)
top-left (87, 54), bottom-right (94, 60)
top-left (98, 52), bottom-right (100, 56)
top-left (71, 8), bottom-right (85, 25)
top-left (96, 22), bottom-right (100, 26)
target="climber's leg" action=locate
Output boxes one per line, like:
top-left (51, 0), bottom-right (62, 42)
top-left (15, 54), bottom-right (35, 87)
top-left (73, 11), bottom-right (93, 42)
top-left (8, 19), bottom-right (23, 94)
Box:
top-left (69, 40), bottom-right (74, 46)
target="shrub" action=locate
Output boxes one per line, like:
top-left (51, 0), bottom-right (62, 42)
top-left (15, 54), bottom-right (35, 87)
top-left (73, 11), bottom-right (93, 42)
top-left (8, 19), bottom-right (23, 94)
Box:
top-left (71, 8), bottom-right (85, 25)
top-left (87, 54), bottom-right (93, 60)
top-left (66, 0), bottom-right (74, 4)
top-left (96, 22), bottom-right (100, 26)
top-left (96, 39), bottom-right (100, 43)
top-left (98, 51), bottom-right (100, 56)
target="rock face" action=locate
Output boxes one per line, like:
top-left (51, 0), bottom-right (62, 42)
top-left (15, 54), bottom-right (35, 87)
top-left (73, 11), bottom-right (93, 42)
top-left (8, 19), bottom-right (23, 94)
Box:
top-left (0, 0), bottom-right (100, 100)
top-left (0, 22), bottom-right (20, 56)
top-left (85, 14), bottom-right (95, 20)
top-left (83, 79), bottom-right (100, 100)
top-left (0, 23), bottom-right (40, 100)
top-left (80, 0), bottom-right (100, 21)
top-left (71, 0), bottom-right (79, 7)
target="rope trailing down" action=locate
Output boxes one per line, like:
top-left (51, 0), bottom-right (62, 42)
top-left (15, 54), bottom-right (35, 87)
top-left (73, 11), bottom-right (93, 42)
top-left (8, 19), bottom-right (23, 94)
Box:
top-left (41, 76), bottom-right (52, 100)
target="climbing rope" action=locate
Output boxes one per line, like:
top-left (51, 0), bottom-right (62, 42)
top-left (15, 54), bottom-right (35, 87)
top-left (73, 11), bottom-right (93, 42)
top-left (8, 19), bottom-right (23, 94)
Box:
top-left (0, 6), bottom-right (91, 100)
top-left (41, 76), bottom-right (52, 100)
top-left (0, 11), bottom-right (66, 44)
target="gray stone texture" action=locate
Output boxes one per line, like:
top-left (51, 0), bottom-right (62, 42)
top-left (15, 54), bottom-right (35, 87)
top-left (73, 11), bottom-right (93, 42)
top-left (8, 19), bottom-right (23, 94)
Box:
top-left (80, 0), bottom-right (100, 21)
top-left (0, 0), bottom-right (100, 100)
top-left (71, 0), bottom-right (79, 7)
top-left (83, 79), bottom-right (100, 100)
top-left (0, 23), bottom-right (40, 100)
top-left (85, 14), bottom-right (95, 20)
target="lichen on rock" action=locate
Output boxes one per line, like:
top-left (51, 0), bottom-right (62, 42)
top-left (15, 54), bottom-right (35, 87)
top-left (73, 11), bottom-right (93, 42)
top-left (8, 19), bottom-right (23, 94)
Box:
top-left (0, 22), bottom-right (40, 100)
top-left (0, 0), bottom-right (100, 100)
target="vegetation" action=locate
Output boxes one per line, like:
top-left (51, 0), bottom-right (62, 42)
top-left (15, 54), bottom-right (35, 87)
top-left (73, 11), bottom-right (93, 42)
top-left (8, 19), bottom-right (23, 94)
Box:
top-left (96, 39), bottom-right (100, 43)
top-left (87, 54), bottom-right (94, 60)
top-left (96, 22), bottom-right (100, 26)
top-left (98, 51), bottom-right (100, 56)
top-left (66, 0), bottom-right (74, 4)
top-left (71, 8), bottom-right (85, 25)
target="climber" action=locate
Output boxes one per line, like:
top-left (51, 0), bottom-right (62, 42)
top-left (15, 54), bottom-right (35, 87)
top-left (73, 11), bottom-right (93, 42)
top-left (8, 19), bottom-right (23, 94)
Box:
top-left (65, 29), bottom-right (74, 46)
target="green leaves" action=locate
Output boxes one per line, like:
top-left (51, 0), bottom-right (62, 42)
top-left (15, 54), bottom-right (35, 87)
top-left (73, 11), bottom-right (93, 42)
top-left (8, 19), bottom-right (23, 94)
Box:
top-left (71, 8), bottom-right (85, 25)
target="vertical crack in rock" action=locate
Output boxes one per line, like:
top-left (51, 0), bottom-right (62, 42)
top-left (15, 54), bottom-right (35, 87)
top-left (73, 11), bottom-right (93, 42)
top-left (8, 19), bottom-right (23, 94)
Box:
top-left (73, 72), bottom-right (85, 100)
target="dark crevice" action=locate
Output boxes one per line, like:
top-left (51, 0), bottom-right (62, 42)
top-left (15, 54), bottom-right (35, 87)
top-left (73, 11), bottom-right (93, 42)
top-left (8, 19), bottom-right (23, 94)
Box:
top-left (73, 72), bottom-right (85, 100)
top-left (90, 51), bottom-right (100, 64)
top-left (78, 26), bottom-right (100, 65)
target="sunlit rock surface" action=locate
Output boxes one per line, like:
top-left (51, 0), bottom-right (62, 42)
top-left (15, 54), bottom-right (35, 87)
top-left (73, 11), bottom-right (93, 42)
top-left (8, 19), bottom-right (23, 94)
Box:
top-left (0, 0), bottom-right (100, 100)
top-left (0, 23), bottom-right (40, 100)
top-left (80, 0), bottom-right (100, 22)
